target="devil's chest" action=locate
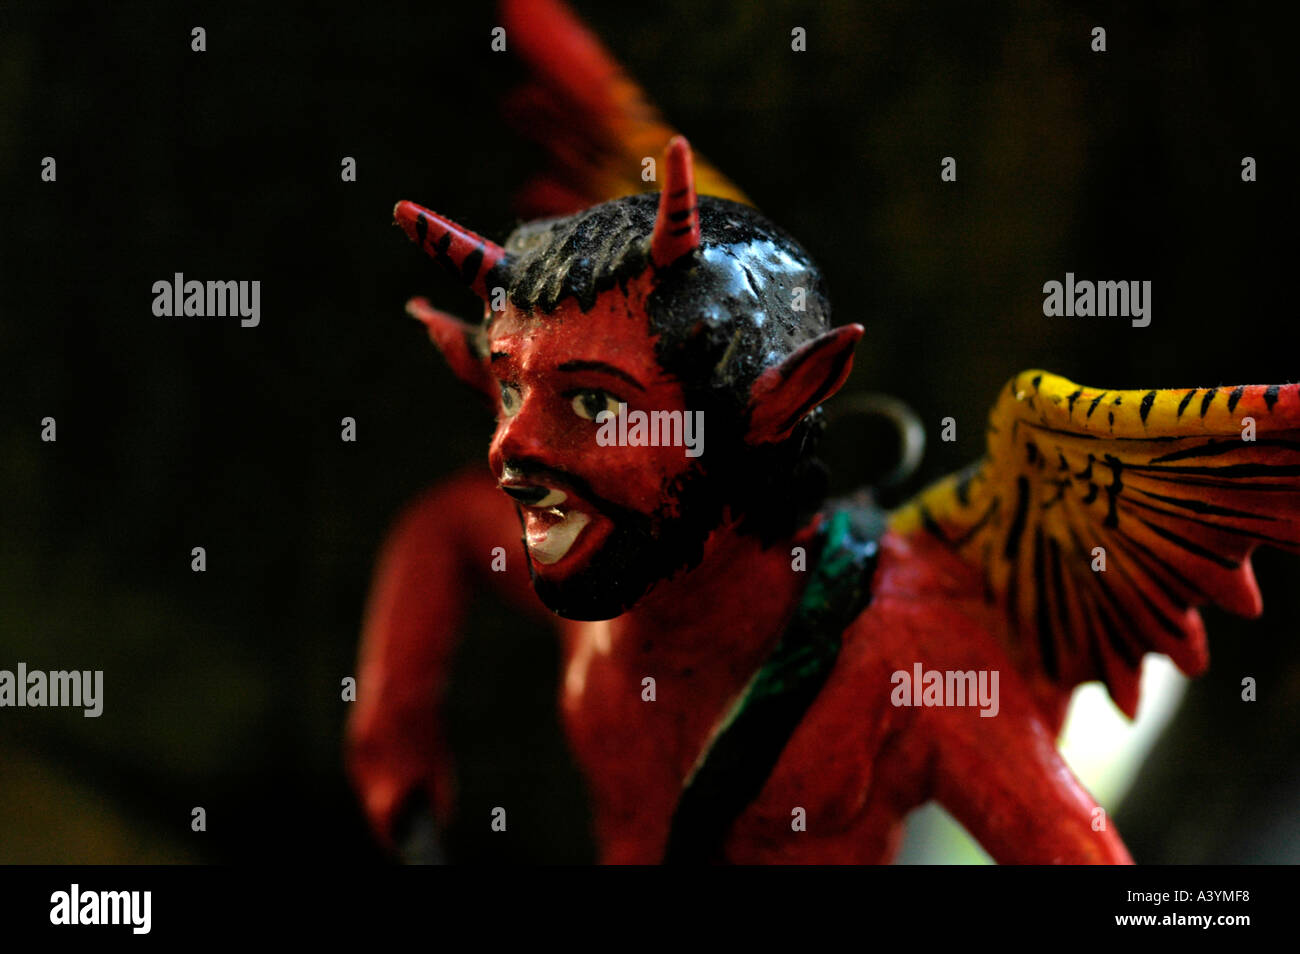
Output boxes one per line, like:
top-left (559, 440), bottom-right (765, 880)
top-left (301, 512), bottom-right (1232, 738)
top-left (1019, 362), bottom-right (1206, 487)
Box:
top-left (556, 621), bottom-right (888, 862)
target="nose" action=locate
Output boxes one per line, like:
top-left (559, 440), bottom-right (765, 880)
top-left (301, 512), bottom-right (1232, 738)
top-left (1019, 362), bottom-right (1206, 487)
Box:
top-left (488, 394), bottom-right (558, 475)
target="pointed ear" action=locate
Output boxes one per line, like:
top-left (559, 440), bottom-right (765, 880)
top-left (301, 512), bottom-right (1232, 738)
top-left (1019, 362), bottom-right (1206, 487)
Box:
top-left (405, 297), bottom-right (495, 401)
top-left (745, 324), bottom-right (864, 444)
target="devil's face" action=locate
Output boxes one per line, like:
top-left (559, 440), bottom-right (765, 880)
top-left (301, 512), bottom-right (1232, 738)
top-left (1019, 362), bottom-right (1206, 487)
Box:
top-left (486, 272), bottom-right (720, 620)
top-left (394, 139), bottom-right (863, 617)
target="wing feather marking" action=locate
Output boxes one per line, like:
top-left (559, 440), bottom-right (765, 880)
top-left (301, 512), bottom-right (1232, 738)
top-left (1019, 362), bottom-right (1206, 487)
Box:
top-left (890, 370), bottom-right (1297, 710)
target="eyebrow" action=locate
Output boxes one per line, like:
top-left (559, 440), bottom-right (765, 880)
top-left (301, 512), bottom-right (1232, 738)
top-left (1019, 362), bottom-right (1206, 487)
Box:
top-left (557, 360), bottom-right (646, 391)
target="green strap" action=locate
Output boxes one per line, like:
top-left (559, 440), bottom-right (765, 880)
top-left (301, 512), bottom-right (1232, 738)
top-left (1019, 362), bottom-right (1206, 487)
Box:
top-left (662, 502), bottom-right (885, 864)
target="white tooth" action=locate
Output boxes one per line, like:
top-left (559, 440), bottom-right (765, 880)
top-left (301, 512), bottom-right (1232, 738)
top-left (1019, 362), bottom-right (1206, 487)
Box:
top-left (533, 488), bottom-right (567, 508)
top-left (529, 511), bottom-right (590, 565)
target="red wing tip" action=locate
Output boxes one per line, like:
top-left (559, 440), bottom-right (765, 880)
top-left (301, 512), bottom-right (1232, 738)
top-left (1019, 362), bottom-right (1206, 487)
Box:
top-left (1237, 561), bottom-right (1264, 618)
top-left (404, 296), bottom-right (432, 320)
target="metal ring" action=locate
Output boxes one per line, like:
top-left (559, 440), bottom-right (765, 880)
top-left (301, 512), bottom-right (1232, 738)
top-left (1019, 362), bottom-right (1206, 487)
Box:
top-left (826, 393), bottom-right (926, 489)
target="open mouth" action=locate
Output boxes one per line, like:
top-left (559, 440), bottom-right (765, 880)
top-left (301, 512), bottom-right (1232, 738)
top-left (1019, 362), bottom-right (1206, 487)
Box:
top-left (499, 479), bottom-right (593, 566)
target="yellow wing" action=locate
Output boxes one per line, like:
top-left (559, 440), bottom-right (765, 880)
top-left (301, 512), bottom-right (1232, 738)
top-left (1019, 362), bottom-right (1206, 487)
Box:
top-left (891, 371), bottom-right (1300, 716)
top-left (499, 0), bottom-right (748, 217)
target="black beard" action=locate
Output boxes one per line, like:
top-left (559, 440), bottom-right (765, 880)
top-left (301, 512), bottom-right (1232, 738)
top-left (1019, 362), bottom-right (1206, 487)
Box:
top-left (522, 463), bottom-right (725, 621)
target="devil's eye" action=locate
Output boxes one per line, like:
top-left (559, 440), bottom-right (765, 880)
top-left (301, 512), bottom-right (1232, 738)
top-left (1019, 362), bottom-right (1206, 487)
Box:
top-left (499, 383), bottom-right (522, 417)
top-left (570, 389), bottom-right (621, 421)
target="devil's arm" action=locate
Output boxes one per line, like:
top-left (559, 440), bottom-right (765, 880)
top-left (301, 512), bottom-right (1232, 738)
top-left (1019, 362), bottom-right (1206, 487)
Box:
top-left (925, 686), bottom-right (1133, 864)
top-left (345, 468), bottom-right (545, 855)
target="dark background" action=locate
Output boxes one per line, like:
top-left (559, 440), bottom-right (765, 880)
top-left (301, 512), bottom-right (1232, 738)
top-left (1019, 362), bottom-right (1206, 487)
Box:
top-left (0, 0), bottom-right (1294, 863)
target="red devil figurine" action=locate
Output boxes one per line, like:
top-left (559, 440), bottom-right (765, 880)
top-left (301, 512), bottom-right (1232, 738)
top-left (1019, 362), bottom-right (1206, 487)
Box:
top-left (347, 0), bottom-right (1300, 863)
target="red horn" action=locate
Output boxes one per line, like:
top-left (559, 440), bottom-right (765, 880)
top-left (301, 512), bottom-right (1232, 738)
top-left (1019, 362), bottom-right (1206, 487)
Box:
top-left (393, 200), bottom-right (510, 300)
top-left (650, 136), bottom-right (701, 268)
